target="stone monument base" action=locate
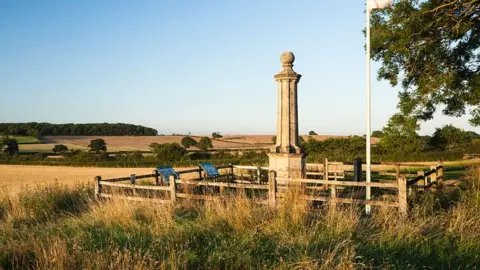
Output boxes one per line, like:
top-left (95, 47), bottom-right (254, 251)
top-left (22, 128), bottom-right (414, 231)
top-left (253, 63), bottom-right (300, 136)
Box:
top-left (268, 153), bottom-right (306, 179)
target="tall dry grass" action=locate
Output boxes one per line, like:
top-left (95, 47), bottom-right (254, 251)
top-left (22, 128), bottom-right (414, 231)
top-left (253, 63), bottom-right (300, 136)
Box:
top-left (1, 169), bottom-right (480, 269)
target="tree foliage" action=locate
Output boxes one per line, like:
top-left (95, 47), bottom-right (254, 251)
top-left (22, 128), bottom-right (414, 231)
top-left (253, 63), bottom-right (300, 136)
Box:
top-left (372, 130), bottom-right (384, 138)
top-left (302, 136), bottom-right (366, 161)
top-left (371, 0), bottom-right (480, 125)
top-left (467, 131), bottom-right (480, 139)
top-left (197, 137), bottom-right (213, 151)
top-left (181, 136), bottom-right (198, 148)
top-left (308, 130), bottom-right (318, 136)
top-left (0, 123), bottom-right (158, 136)
top-left (430, 124), bottom-right (472, 150)
top-left (379, 114), bottom-right (423, 155)
top-left (151, 143), bottom-right (187, 161)
top-left (212, 132), bottom-right (223, 139)
top-left (52, 144), bottom-right (69, 153)
top-left (0, 136), bottom-right (19, 155)
top-left (88, 139), bottom-right (107, 153)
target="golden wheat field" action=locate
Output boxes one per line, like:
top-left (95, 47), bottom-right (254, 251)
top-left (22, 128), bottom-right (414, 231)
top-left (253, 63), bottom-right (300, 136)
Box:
top-left (0, 165), bottom-right (200, 195)
top-left (33, 135), bottom-right (379, 152)
top-left (42, 135), bottom-right (271, 151)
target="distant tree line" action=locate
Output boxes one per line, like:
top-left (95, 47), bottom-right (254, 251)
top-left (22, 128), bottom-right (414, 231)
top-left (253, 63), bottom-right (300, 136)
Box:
top-left (2, 124), bottom-right (479, 166)
top-left (302, 122), bottom-right (480, 163)
top-left (0, 123), bottom-right (158, 137)
top-left (0, 135), bottom-right (268, 167)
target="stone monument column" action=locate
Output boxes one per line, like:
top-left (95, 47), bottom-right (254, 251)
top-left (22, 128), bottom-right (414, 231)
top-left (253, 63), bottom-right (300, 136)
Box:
top-left (268, 51), bottom-right (306, 179)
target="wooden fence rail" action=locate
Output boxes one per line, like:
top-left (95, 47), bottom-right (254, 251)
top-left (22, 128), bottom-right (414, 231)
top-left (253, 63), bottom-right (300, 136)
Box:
top-left (407, 164), bottom-right (444, 188)
top-left (463, 153), bottom-right (480, 159)
top-left (96, 171), bottom-right (411, 214)
top-left (94, 161), bottom-right (445, 214)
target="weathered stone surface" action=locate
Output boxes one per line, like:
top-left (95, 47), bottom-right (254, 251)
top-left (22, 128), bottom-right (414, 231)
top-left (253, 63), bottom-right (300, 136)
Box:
top-left (272, 51), bottom-right (302, 154)
top-left (269, 51), bottom-right (305, 178)
top-left (268, 153), bottom-right (305, 179)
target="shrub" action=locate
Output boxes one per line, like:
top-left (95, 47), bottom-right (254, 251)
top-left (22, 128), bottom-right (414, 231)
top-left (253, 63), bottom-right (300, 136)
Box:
top-left (212, 150), bottom-right (235, 160)
top-left (181, 136), bottom-right (197, 148)
top-left (52, 144), bottom-right (68, 153)
top-left (18, 182), bottom-right (92, 221)
top-left (189, 152), bottom-right (212, 160)
top-left (151, 143), bottom-right (187, 162)
top-left (197, 137), bottom-right (213, 151)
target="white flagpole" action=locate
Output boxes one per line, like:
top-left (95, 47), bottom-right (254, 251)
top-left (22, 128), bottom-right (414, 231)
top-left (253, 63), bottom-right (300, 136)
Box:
top-left (365, 5), bottom-right (372, 215)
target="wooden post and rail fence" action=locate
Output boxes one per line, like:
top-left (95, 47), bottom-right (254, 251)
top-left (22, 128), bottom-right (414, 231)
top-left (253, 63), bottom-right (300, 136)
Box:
top-left (94, 161), bottom-right (444, 214)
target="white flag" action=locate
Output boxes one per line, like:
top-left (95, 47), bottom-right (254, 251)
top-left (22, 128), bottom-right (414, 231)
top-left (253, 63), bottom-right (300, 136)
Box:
top-left (367, 0), bottom-right (392, 10)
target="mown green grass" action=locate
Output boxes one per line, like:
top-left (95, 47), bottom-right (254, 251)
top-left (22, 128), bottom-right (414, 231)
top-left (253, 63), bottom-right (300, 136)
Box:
top-left (9, 136), bottom-right (39, 144)
top-left (1, 169), bottom-right (480, 269)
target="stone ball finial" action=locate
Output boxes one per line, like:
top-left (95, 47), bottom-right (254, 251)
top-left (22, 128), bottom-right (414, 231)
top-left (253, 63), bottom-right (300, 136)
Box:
top-left (280, 51), bottom-right (295, 65)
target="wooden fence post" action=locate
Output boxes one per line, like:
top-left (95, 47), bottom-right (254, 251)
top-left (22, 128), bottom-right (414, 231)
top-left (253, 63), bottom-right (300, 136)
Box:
top-left (229, 163), bottom-right (234, 181)
top-left (130, 174), bottom-right (136, 196)
top-left (430, 165), bottom-right (437, 187)
top-left (324, 158), bottom-right (329, 181)
top-left (94, 176), bottom-right (101, 199)
top-left (417, 170), bottom-right (425, 188)
top-left (198, 166), bottom-right (202, 180)
top-left (324, 158), bottom-right (329, 190)
top-left (268, 170), bottom-right (277, 209)
top-left (257, 167), bottom-right (261, 184)
top-left (398, 176), bottom-right (407, 214)
top-left (170, 175), bottom-right (177, 203)
top-left (330, 183), bottom-right (337, 210)
top-left (437, 161), bottom-right (444, 189)
top-left (153, 170), bottom-right (159, 186)
top-left (395, 164), bottom-right (400, 180)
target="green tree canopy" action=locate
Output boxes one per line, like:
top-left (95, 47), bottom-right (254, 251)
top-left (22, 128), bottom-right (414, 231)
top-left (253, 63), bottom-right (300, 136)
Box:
top-left (302, 136), bottom-right (366, 161)
top-left (88, 139), bottom-right (107, 153)
top-left (380, 114), bottom-right (423, 156)
top-left (212, 132), bottom-right (223, 139)
top-left (0, 123), bottom-right (158, 136)
top-left (430, 124), bottom-right (472, 150)
top-left (151, 143), bottom-right (187, 161)
top-left (372, 130), bottom-right (384, 138)
top-left (308, 130), bottom-right (318, 136)
top-left (197, 137), bottom-right (213, 151)
top-left (466, 131), bottom-right (480, 139)
top-left (52, 144), bottom-right (69, 153)
top-left (371, 0), bottom-right (480, 125)
top-left (181, 136), bottom-right (198, 148)
top-left (26, 128), bottom-right (40, 138)
top-left (0, 136), bottom-right (19, 155)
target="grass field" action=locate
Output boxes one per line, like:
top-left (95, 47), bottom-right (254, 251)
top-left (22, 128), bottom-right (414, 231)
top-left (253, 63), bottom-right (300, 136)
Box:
top-left (9, 136), bottom-right (39, 144)
top-left (0, 167), bottom-right (479, 268)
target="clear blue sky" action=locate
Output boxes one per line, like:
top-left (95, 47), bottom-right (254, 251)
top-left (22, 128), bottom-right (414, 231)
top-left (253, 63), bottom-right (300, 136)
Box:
top-left (0, 0), bottom-right (476, 135)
